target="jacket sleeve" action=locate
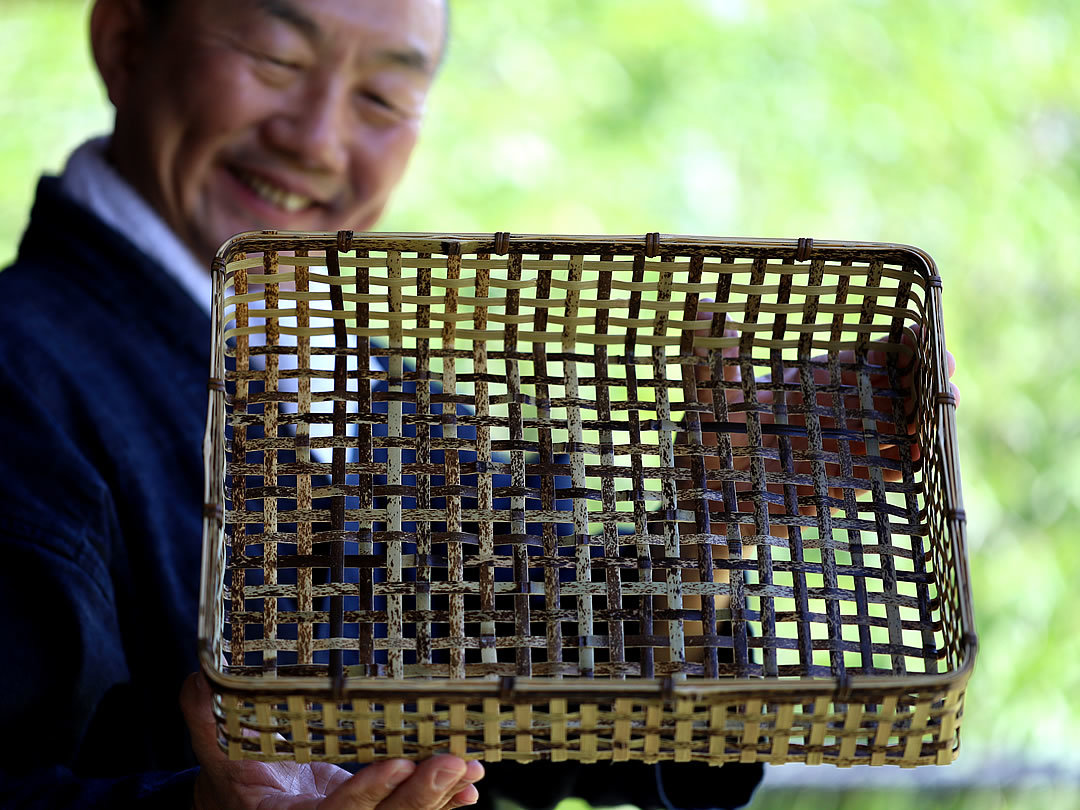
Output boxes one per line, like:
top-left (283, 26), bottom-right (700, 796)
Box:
top-left (0, 368), bottom-right (198, 810)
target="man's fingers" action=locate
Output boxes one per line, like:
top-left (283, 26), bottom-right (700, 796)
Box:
top-left (395, 756), bottom-right (480, 810)
top-left (320, 759), bottom-right (418, 810)
top-left (441, 783), bottom-right (480, 810)
top-left (441, 774), bottom-right (482, 810)
top-left (323, 755), bottom-right (482, 810)
top-left (691, 297), bottom-right (716, 361)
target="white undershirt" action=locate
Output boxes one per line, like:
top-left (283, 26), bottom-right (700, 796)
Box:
top-left (60, 136), bottom-right (214, 315)
top-left (58, 136), bottom-right (376, 460)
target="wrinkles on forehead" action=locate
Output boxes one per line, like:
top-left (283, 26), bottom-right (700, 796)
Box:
top-left (254, 0), bottom-right (443, 74)
top-left (146, 0), bottom-right (447, 71)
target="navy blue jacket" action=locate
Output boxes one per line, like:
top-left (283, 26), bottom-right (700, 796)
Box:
top-left (0, 178), bottom-right (761, 809)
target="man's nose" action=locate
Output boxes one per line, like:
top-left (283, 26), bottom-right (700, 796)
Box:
top-left (264, 75), bottom-right (351, 174)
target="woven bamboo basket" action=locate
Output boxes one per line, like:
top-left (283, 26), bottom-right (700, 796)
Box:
top-left (199, 231), bottom-right (974, 769)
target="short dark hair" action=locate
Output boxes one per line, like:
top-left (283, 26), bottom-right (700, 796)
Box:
top-left (141, 0), bottom-right (450, 64)
top-left (140, 0), bottom-right (172, 26)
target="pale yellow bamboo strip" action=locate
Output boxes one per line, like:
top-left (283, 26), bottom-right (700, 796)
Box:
top-left (902, 700), bottom-right (933, 767)
top-left (805, 696), bottom-right (832, 766)
top-left (227, 698), bottom-right (244, 761)
top-left (383, 702), bottom-right (402, 758)
top-left (418, 699), bottom-right (435, 758)
top-left (355, 701), bottom-right (374, 763)
top-left (613, 699), bottom-right (633, 762)
top-left (579, 704), bottom-right (598, 763)
top-left (548, 699), bottom-right (568, 761)
top-left (449, 704), bottom-right (467, 758)
top-left (322, 703), bottom-right (340, 760)
top-left (482, 699), bottom-right (501, 761)
top-left (740, 700), bottom-right (763, 764)
top-left (936, 691), bottom-right (963, 766)
top-left (287, 696), bottom-right (310, 763)
top-left (515, 704), bottom-right (533, 758)
top-left (708, 703), bottom-right (728, 761)
top-left (769, 703), bottom-right (795, 764)
top-left (872, 695), bottom-right (899, 766)
top-left (644, 703), bottom-right (662, 763)
top-left (674, 698), bottom-right (694, 763)
top-left (838, 702), bottom-right (864, 766)
top-left (256, 701), bottom-right (275, 758)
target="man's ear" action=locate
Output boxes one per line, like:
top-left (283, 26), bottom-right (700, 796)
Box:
top-left (90, 0), bottom-right (153, 109)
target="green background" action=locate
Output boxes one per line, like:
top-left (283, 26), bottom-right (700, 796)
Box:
top-left (3, 1), bottom-right (1079, 807)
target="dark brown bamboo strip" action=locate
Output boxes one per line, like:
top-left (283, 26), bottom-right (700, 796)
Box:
top-left (790, 257), bottom-right (823, 677)
top-left (680, 254), bottom-right (720, 679)
top-left (857, 260), bottom-right (903, 675)
top-left (442, 247), bottom-right (466, 679)
top-left (594, 253), bottom-right (626, 676)
top-left (886, 273), bottom-right (937, 674)
top-left (826, 258), bottom-right (873, 674)
top-left (354, 249), bottom-right (375, 672)
top-left (295, 249), bottom-right (314, 666)
top-left (533, 252), bottom-right (563, 673)
top-left (710, 257), bottom-right (748, 677)
top-left (741, 256), bottom-right (776, 678)
top-left (386, 250), bottom-right (405, 679)
top-left (624, 252), bottom-right (653, 679)
top-left (503, 252), bottom-right (535, 672)
top-left (415, 253), bottom-right (434, 670)
top-left (326, 247), bottom-right (347, 684)
top-left (473, 252), bottom-right (500, 671)
top-left (563, 254), bottom-right (594, 677)
top-left (262, 250), bottom-right (280, 672)
top-left (652, 255), bottom-right (684, 672)
top-left (230, 263), bottom-right (250, 668)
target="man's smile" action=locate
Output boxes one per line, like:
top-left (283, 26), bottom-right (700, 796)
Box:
top-left (223, 163), bottom-right (331, 217)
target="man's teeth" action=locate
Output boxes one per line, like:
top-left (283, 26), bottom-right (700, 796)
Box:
top-left (236, 170), bottom-right (313, 213)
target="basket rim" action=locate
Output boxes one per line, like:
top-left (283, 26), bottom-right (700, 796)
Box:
top-left (198, 640), bottom-right (976, 701)
top-left (212, 230), bottom-right (940, 285)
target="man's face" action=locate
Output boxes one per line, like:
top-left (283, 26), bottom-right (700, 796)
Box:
top-left (104, 0), bottom-right (445, 263)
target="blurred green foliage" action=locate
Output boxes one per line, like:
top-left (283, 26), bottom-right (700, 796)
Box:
top-left (556, 789), bottom-right (1080, 810)
top-left (2, 0), bottom-right (1079, 803)
top-left (744, 788), bottom-right (1080, 810)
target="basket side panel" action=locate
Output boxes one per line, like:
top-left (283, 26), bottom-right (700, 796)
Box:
top-left (212, 686), bottom-right (963, 767)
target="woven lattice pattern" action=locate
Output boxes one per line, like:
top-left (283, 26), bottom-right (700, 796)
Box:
top-left (200, 231), bottom-right (972, 767)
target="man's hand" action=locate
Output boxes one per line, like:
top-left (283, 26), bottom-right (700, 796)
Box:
top-left (684, 306), bottom-right (959, 489)
top-left (181, 673), bottom-right (484, 810)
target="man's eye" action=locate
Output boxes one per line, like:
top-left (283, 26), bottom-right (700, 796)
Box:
top-left (262, 53), bottom-right (302, 71)
top-left (356, 90), bottom-right (408, 125)
top-left (359, 90), bottom-right (395, 111)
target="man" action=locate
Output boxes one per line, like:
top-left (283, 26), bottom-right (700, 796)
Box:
top-left (0, 1), bottom-right (764, 808)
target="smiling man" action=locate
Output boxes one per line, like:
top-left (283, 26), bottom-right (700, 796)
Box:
top-left (100, 0), bottom-right (441, 262)
top-left (0, 2), bottom-right (767, 809)
top-left (0, 1), bottom-right (485, 807)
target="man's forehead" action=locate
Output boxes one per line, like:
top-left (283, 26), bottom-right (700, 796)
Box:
top-left (244, 0), bottom-right (446, 70)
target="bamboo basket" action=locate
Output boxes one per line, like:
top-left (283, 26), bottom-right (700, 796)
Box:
top-left (199, 231), bottom-right (974, 769)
